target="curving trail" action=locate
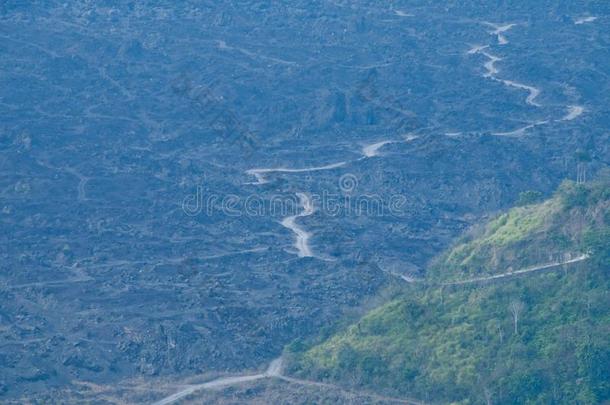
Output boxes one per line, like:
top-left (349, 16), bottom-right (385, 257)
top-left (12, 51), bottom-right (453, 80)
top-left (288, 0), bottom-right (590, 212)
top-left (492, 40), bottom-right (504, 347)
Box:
top-left (467, 21), bottom-right (587, 137)
top-left (483, 21), bottom-right (517, 41)
top-left (246, 162), bottom-right (347, 185)
top-left (388, 254), bottom-right (588, 286)
top-left (362, 140), bottom-right (394, 157)
top-left (483, 22), bottom-right (517, 45)
top-left (469, 23), bottom-right (543, 109)
top-left (245, 136), bottom-right (419, 184)
top-left (394, 10), bottom-right (414, 17)
top-left (500, 79), bottom-right (541, 107)
top-left (480, 51), bottom-right (501, 77)
top-left (559, 105), bottom-right (585, 121)
top-left (575, 16), bottom-right (597, 25)
top-left (473, 49), bottom-right (542, 107)
top-left (442, 254), bottom-right (588, 286)
top-left (151, 357), bottom-right (421, 405)
top-left (244, 136), bottom-right (419, 261)
top-left (281, 193), bottom-right (315, 258)
top-left (151, 374), bottom-right (267, 405)
top-left (467, 44), bottom-right (489, 55)
top-left (492, 120), bottom-right (549, 137)
top-left (65, 168), bottom-right (90, 202)
top-left (216, 39), bottom-right (297, 66)
top-left (36, 160), bottom-right (90, 202)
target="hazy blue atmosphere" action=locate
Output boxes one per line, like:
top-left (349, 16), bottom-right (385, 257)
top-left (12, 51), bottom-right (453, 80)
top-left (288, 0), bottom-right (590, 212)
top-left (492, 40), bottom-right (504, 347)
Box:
top-left (1, 1), bottom-right (608, 404)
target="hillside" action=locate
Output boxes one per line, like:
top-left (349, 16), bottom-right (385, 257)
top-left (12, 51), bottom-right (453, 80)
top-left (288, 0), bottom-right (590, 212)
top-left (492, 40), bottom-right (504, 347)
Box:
top-left (286, 178), bottom-right (610, 404)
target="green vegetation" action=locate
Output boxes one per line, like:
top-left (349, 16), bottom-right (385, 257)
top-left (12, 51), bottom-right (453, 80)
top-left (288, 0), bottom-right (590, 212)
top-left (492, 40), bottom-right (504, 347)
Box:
top-left (286, 178), bottom-right (609, 404)
top-left (516, 190), bottom-right (544, 206)
top-left (429, 179), bottom-right (609, 283)
top-left (435, 198), bottom-right (561, 280)
top-left (583, 227), bottom-right (610, 268)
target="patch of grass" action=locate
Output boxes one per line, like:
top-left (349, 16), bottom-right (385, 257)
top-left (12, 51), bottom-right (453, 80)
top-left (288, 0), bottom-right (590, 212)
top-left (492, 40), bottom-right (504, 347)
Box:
top-left (483, 200), bottom-right (556, 245)
top-left (437, 199), bottom-right (560, 279)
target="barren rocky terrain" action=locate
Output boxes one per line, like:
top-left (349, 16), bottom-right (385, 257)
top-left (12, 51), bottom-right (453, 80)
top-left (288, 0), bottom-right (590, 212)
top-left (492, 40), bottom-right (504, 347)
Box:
top-left (0, 1), bottom-right (608, 403)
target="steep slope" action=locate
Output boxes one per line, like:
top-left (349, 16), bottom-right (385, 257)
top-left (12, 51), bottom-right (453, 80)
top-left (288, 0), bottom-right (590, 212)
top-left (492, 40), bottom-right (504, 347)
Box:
top-left (286, 177), bottom-right (610, 405)
top-left (428, 178), bottom-right (609, 283)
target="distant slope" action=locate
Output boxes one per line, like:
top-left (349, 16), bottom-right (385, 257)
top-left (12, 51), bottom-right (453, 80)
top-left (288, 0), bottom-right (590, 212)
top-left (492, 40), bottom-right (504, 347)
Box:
top-left (428, 178), bottom-right (608, 283)
top-left (286, 177), bottom-right (610, 405)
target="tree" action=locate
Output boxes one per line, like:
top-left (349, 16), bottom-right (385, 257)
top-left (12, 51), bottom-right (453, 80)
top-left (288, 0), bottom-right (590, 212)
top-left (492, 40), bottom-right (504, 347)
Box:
top-left (582, 227), bottom-right (610, 269)
top-left (575, 149), bottom-right (592, 184)
top-left (509, 300), bottom-right (525, 335)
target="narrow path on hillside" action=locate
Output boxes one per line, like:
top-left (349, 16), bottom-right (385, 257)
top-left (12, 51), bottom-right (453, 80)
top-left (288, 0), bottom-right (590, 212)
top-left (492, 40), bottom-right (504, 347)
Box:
top-left (389, 254), bottom-right (589, 287)
top-left (442, 254), bottom-right (589, 285)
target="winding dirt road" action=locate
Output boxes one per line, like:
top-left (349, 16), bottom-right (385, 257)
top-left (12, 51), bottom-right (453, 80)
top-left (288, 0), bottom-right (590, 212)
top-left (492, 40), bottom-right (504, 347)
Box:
top-left (246, 162), bottom-right (347, 185)
top-left (151, 357), bottom-right (421, 405)
top-left (389, 254), bottom-right (589, 286)
top-left (442, 254), bottom-right (589, 286)
top-left (281, 192), bottom-right (315, 258)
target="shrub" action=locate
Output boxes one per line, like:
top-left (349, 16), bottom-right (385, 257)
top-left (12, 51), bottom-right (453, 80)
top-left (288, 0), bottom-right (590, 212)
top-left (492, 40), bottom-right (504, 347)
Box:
top-left (516, 190), bottom-right (543, 206)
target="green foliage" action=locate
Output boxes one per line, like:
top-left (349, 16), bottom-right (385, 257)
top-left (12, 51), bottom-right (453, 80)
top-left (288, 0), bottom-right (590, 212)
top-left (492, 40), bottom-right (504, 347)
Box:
top-left (291, 269), bottom-right (610, 404)
top-left (483, 204), bottom-right (552, 246)
top-left (516, 190), bottom-right (544, 206)
top-left (558, 181), bottom-right (590, 209)
top-left (432, 199), bottom-right (562, 281)
top-left (288, 177), bottom-right (610, 405)
top-left (557, 178), bottom-right (609, 210)
top-left (582, 227), bottom-right (610, 268)
top-left (431, 178), bottom-right (609, 282)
